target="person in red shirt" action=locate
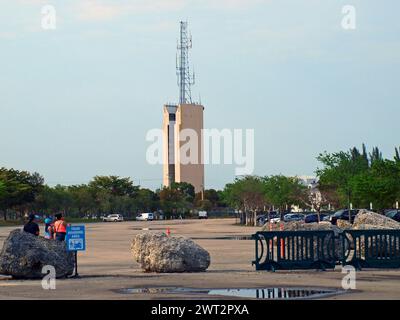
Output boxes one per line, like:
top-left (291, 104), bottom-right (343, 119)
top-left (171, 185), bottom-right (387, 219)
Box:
top-left (54, 213), bottom-right (67, 241)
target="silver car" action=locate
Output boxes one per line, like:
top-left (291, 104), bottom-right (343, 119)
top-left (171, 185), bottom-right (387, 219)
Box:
top-left (103, 214), bottom-right (124, 222)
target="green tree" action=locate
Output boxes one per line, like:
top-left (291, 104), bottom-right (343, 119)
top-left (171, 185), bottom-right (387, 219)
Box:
top-left (0, 168), bottom-right (44, 220)
top-left (170, 182), bottom-right (195, 203)
top-left (222, 176), bottom-right (266, 226)
top-left (159, 186), bottom-right (192, 218)
top-left (316, 146), bottom-right (369, 208)
top-left (69, 185), bottom-right (96, 216)
top-left (35, 185), bottom-right (73, 216)
top-left (0, 180), bottom-right (5, 198)
top-left (89, 176), bottom-right (138, 197)
top-left (395, 146), bottom-right (400, 163)
top-left (263, 175), bottom-right (307, 219)
top-left (194, 189), bottom-right (220, 210)
top-left (134, 188), bottom-right (158, 213)
top-left (369, 146), bottom-right (383, 165)
top-left (317, 145), bottom-right (400, 213)
top-left (349, 159), bottom-right (400, 211)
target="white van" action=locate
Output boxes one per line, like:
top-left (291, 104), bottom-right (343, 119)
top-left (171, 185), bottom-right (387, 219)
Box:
top-left (136, 213), bottom-right (154, 221)
top-left (198, 211), bottom-right (208, 219)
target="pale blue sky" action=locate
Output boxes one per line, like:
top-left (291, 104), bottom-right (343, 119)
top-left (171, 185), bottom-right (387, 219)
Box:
top-left (0, 0), bottom-right (399, 190)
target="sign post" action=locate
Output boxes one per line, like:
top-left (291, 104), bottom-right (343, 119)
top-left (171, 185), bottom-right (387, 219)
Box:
top-left (66, 225), bottom-right (86, 278)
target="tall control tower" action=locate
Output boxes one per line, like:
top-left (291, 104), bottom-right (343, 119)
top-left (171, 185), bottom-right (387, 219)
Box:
top-left (163, 21), bottom-right (205, 193)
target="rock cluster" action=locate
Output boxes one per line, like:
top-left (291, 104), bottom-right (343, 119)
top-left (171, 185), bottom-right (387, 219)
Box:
top-left (261, 211), bottom-right (400, 260)
top-left (262, 220), bottom-right (338, 232)
top-left (262, 210), bottom-right (400, 232)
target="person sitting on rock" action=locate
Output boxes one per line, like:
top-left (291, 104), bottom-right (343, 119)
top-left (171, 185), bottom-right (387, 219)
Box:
top-left (54, 213), bottom-right (67, 241)
top-left (23, 214), bottom-right (40, 236)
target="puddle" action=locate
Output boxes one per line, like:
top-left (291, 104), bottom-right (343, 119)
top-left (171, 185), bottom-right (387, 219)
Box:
top-left (116, 287), bottom-right (177, 294)
top-left (206, 288), bottom-right (344, 299)
top-left (114, 287), bottom-right (345, 299)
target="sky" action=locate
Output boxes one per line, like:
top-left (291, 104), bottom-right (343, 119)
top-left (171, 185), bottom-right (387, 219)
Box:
top-left (0, 0), bottom-right (399, 190)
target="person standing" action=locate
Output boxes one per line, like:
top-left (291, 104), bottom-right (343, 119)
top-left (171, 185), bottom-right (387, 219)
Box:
top-left (23, 214), bottom-right (40, 236)
top-left (54, 213), bottom-right (67, 241)
top-left (44, 217), bottom-right (54, 239)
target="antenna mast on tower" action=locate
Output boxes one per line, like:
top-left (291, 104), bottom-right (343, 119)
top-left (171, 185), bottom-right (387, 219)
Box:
top-left (176, 21), bottom-right (195, 104)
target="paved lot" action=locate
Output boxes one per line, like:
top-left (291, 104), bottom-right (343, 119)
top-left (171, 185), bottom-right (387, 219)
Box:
top-left (0, 219), bottom-right (400, 300)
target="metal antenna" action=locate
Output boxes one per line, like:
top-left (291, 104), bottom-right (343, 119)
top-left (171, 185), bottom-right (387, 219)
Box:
top-left (176, 21), bottom-right (195, 104)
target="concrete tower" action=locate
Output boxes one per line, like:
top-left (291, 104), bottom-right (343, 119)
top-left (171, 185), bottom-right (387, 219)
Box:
top-left (163, 22), bottom-right (205, 193)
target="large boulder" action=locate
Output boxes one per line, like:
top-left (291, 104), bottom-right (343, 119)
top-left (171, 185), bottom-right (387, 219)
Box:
top-left (345, 211), bottom-right (400, 258)
top-left (0, 229), bottom-right (74, 279)
top-left (131, 233), bottom-right (210, 273)
top-left (353, 210), bottom-right (400, 230)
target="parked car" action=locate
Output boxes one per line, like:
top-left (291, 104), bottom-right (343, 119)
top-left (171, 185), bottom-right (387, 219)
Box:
top-left (269, 212), bottom-right (281, 223)
top-left (256, 214), bottom-right (268, 226)
top-left (103, 214), bottom-right (124, 222)
top-left (385, 210), bottom-right (400, 222)
top-left (331, 209), bottom-right (360, 223)
top-left (255, 212), bottom-right (283, 225)
top-left (283, 213), bottom-right (305, 222)
top-left (304, 213), bottom-right (328, 223)
top-left (198, 211), bottom-right (208, 219)
top-left (136, 213), bottom-right (154, 221)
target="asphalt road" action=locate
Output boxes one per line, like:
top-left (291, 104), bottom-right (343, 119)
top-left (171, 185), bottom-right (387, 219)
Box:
top-left (0, 219), bottom-right (399, 300)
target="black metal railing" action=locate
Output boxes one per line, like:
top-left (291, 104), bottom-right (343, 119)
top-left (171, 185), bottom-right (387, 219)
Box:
top-left (341, 229), bottom-right (400, 269)
top-left (253, 229), bottom-right (400, 271)
top-left (252, 231), bottom-right (337, 271)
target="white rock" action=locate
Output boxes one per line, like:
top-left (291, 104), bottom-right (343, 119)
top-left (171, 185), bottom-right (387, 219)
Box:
top-left (353, 210), bottom-right (400, 230)
top-left (131, 233), bottom-right (210, 273)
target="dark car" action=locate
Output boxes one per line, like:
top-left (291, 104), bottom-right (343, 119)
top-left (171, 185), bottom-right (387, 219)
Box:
top-left (385, 210), bottom-right (400, 222)
top-left (283, 213), bottom-right (305, 222)
top-left (332, 209), bottom-right (360, 223)
top-left (305, 213), bottom-right (328, 224)
top-left (256, 214), bottom-right (268, 226)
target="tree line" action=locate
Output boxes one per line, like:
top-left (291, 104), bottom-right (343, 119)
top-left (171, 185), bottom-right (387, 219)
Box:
top-left (0, 170), bottom-right (224, 221)
top-left (1, 144), bottom-right (399, 223)
top-left (316, 144), bottom-right (400, 211)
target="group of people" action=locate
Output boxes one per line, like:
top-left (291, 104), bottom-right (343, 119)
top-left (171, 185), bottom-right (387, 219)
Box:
top-left (23, 213), bottom-right (67, 241)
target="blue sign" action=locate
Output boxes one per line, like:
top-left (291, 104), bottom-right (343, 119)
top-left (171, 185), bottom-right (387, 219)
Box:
top-left (66, 225), bottom-right (86, 251)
